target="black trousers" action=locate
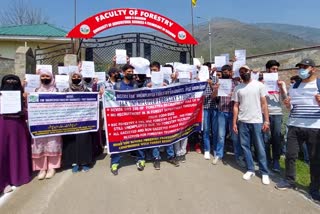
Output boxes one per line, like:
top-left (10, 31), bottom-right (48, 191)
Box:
top-left (286, 126), bottom-right (320, 192)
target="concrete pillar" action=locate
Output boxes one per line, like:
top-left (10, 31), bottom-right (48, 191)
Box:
top-left (64, 54), bottom-right (78, 66)
top-left (14, 46), bottom-right (35, 79)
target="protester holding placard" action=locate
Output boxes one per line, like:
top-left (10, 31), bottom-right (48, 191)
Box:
top-left (0, 75), bottom-right (31, 194)
top-left (211, 65), bottom-right (245, 167)
top-left (31, 69), bottom-right (62, 180)
top-left (110, 64), bottom-right (146, 175)
top-left (232, 65), bottom-right (270, 185)
top-left (62, 71), bottom-right (95, 173)
top-left (276, 59), bottom-right (320, 202)
top-left (262, 60), bottom-right (287, 172)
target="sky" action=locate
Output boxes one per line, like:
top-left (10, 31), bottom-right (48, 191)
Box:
top-left (1, 0), bottom-right (320, 34)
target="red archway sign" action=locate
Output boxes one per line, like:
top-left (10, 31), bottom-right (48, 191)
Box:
top-left (66, 8), bottom-right (198, 45)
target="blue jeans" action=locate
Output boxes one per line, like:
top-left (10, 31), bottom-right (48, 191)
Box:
top-left (111, 150), bottom-right (145, 165)
top-left (238, 121), bottom-right (269, 175)
top-left (152, 145), bottom-right (174, 160)
top-left (216, 111), bottom-right (242, 159)
top-left (263, 115), bottom-right (282, 163)
top-left (203, 108), bottom-right (218, 152)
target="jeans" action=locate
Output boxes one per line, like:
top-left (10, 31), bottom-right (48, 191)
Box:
top-left (238, 121), bottom-right (269, 175)
top-left (264, 115), bottom-right (282, 163)
top-left (216, 111), bottom-right (242, 159)
top-left (111, 150), bottom-right (145, 165)
top-left (285, 126), bottom-right (320, 192)
top-left (203, 108), bottom-right (218, 152)
top-left (152, 145), bottom-right (175, 160)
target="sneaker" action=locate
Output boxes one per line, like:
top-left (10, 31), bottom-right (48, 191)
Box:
top-left (154, 159), bottom-right (160, 170)
top-left (212, 156), bottom-right (220, 165)
top-left (195, 143), bottom-right (201, 154)
top-left (236, 158), bottom-right (246, 168)
top-left (204, 151), bottom-right (210, 160)
top-left (38, 170), bottom-right (47, 180)
top-left (262, 175), bottom-right (270, 185)
top-left (136, 160), bottom-right (146, 171)
top-left (72, 164), bottom-right (80, 173)
top-left (272, 160), bottom-right (280, 173)
top-left (82, 165), bottom-right (90, 172)
top-left (275, 180), bottom-right (296, 190)
top-left (45, 169), bottom-right (56, 179)
top-left (111, 164), bottom-right (119, 176)
top-left (3, 185), bottom-right (13, 194)
top-left (180, 155), bottom-right (186, 163)
top-left (167, 157), bottom-right (180, 167)
top-left (242, 171), bottom-right (255, 180)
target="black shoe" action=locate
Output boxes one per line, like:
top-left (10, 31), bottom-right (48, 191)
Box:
top-left (310, 191), bottom-right (320, 202)
top-left (180, 155), bottom-right (186, 163)
top-left (167, 157), bottom-right (180, 167)
top-left (275, 180), bottom-right (296, 190)
top-left (154, 159), bottom-right (160, 170)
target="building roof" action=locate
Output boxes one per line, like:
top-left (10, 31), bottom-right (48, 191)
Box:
top-left (0, 24), bottom-right (67, 37)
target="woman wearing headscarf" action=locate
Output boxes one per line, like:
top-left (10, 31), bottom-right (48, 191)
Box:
top-left (62, 71), bottom-right (95, 173)
top-left (31, 70), bottom-right (63, 180)
top-left (0, 74), bottom-right (31, 194)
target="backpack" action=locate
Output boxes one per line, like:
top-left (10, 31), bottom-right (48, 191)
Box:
top-left (293, 78), bottom-right (320, 93)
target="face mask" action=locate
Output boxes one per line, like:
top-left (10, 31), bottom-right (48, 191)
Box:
top-left (240, 73), bottom-right (251, 82)
top-left (126, 74), bottom-right (134, 80)
top-left (221, 73), bottom-right (230, 79)
top-left (119, 73), bottom-right (124, 79)
top-left (298, 68), bottom-right (311, 80)
top-left (83, 78), bottom-right (92, 83)
top-left (72, 79), bottom-right (81, 85)
top-left (41, 79), bottom-right (51, 85)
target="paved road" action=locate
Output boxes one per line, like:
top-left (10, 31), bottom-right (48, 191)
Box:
top-left (1, 152), bottom-right (319, 214)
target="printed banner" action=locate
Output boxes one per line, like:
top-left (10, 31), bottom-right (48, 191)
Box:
top-left (103, 82), bottom-right (207, 154)
top-left (67, 8), bottom-right (198, 45)
top-left (28, 92), bottom-right (99, 138)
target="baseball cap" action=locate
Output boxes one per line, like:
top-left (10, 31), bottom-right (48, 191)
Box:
top-left (295, 59), bottom-right (315, 67)
top-left (239, 65), bottom-right (250, 70)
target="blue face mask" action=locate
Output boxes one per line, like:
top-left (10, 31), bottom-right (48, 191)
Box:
top-left (298, 68), bottom-right (311, 80)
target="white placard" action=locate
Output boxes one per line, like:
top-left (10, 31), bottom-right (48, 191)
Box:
top-left (198, 66), bottom-right (209, 81)
top-left (232, 61), bottom-right (244, 78)
top-left (235, 49), bottom-right (246, 62)
top-left (214, 56), bottom-right (227, 71)
top-left (289, 88), bottom-right (318, 105)
top-left (221, 53), bottom-right (230, 63)
top-left (25, 74), bottom-right (40, 92)
top-left (58, 66), bottom-right (70, 75)
top-left (0, 91), bottom-right (21, 114)
top-left (251, 72), bottom-right (260, 81)
top-left (218, 79), bottom-right (232, 97)
top-left (95, 72), bottom-right (106, 83)
top-left (130, 57), bottom-right (150, 74)
top-left (151, 71), bottom-right (164, 88)
top-left (178, 72), bottom-right (190, 79)
top-left (55, 75), bottom-right (69, 92)
top-left (116, 49), bottom-right (127, 64)
top-left (161, 67), bottom-right (173, 83)
top-left (193, 58), bottom-right (202, 66)
top-left (81, 61), bottom-right (95, 77)
top-left (36, 65), bottom-right (52, 74)
top-left (263, 73), bottom-right (279, 92)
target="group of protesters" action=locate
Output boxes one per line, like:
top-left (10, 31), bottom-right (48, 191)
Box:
top-left (0, 56), bottom-right (319, 202)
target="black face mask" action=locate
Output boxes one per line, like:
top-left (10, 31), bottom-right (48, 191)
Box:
top-left (221, 74), bottom-right (230, 79)
top-left (72, 79), bottom-right (82, 85)
top-left (41, 79), bottom-right (51, 85)
top-left (240, 73), bottom-right (251, 82)
top-left (126, 74), bottom-right (134, 80)
top-left (83, 78), bottom-right (92, 83)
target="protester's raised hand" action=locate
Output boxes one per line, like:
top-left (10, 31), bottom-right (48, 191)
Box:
top-left (146, 82), bottom-right (152, 88)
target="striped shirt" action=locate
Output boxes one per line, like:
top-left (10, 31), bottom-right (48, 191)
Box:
top-left (287, 79), bottom-right (320, 129)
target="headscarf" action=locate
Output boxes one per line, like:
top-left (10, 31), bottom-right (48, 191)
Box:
top-left (36, 69), bottom-right (57, 92)
top-left (67, 71), bottom-right (86, 92)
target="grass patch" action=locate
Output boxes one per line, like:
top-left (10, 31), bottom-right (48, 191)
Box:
top-left (279, 156), bottom-right (310, 189)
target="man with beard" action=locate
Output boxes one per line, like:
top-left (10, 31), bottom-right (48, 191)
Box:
top-left (232, 65), bottom-right (270, 185)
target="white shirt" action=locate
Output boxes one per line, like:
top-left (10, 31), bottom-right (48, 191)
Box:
top-left (232, 80), bottom-right (267, 123)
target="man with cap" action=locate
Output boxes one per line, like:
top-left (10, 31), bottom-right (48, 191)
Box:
top-left (232, 65), bottom-right (271, 185)
top-left (276, 59), bottom-right (320, 202)
top-left (262, 60), bottom-right (287, 172)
